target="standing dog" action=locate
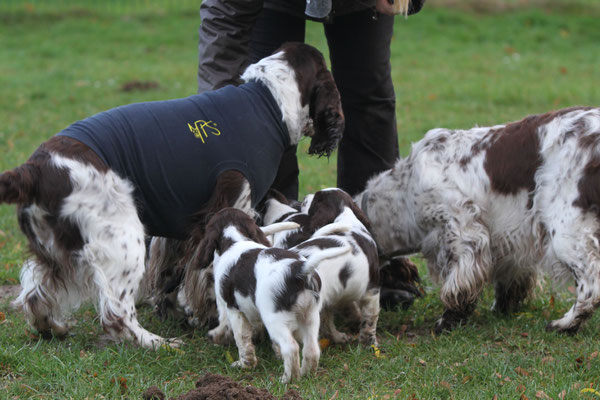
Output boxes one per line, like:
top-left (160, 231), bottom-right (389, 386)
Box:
top-left (356, 107), bottom-right (600, 334)
top-left (2, 42), bottom-right (344, 348)
top-left (293, 188), bottom-right (380, 345)
top-left (198, 208), bottom-right (350, 383)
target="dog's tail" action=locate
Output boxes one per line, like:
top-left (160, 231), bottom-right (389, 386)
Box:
top-left (302, 244), bottom-right (351, 277)
top-left (0, 164), bottom-right (36, 204)
top-left (310, 222), bottom-right (350, 238)
top-left (260, 221), bottom-right (300, 236)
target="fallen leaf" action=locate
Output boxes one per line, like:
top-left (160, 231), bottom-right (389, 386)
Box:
top-left (581, 388), bottom-right (600, 397)
top-left (541, 356), bottom-right (554, 364)
top-left (495, 372), bottom-right (502, 379)
top-left (516, 384), bottom-right (526, 393)
top-left (343, 363), bottom-right (349, 372)
top-left (319, 338), bottom-right (331, 351)
top-left (418, 358), bottom-right (426, 366)
top-left (535, 390), bottom-right (550, 399)
top-left (372, 345), bottom-right (385, 359)
top-left (462, 376), bottom-right (472, 384)
top-left (521, 332), bottom-right (529, 338)
top-left (549, 295), bottom-right (555, 308)
top-left (559, 67), bottom-right (568, 75)
top-left (521, 395), bottom-right (529, 400)
top-left (329, 390), bottom-right (339, 400)
top-left (515, 366), bottom-right (530, 377)
top-left (0, 312), bottom-right (5, 323)
top-left (558, 389), bottom-right (566, 399)
top-left (590, 352), bottom-right (599, 360)
top-left (439, 381), bottom-right (451, 390)
top-left (79, 350), bottom-right (87, 358)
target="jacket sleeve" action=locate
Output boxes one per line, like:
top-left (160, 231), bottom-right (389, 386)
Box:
top-left (197, 0), bottom-right (264, 93)
top-left (408, 0), bottom-right (426, 15)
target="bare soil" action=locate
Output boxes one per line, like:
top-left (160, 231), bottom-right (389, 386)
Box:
top-left (143, 373), bottom-right (303, 400)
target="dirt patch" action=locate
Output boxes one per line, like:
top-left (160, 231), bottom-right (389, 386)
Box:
top-left (0, 285), bottom-right (20, 302)
top-left (143, 373), bottom-right (303, 400)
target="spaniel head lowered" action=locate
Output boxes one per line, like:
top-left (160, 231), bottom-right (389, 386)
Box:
top-left (241, 42), bottom-right (344, 158)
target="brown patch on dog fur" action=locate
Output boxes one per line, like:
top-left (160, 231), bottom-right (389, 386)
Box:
top-left (484, 107), bottom-right (590, 207)
top-left (307, 189), bottom-right (372, 234)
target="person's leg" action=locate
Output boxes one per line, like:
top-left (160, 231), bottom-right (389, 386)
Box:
top-left (197, 0), bottom-right (264, 93)
top-left (250, 9), bottom-right (306, 200)
top-left (325, 10), bottom-right (399, 196)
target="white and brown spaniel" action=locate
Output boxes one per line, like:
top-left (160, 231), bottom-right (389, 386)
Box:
top-left (292, 188), bottom-right (381, 345)
top-left (1, 42), bottom-right (344, 348)
top-left (356, 107), bottom-right (600, 334)
top-left (197, 208), bottom-right (350, 383)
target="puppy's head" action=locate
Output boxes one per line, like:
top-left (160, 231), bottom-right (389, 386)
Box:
top-left (242, 42), bottom-right (344, 157)
top-left (197, 208), bottom-right (270, 267)
top-left (306, 188), bottom-right (372, 233)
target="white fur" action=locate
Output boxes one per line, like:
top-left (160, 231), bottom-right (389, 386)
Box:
top-left (357, 107), bottom-right (600, 333)
top-left (241, 51), bottom-right (310, 145)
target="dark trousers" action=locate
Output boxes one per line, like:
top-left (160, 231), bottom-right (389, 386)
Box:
top-left (249, 8), bottom-right (399, 198)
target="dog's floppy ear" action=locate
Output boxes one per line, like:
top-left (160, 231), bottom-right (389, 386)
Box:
top-left (306, 191), bottom-right (340, 234)
top-left (308, 70), bottom-right (345, 157)
top-left (240, 221), bottom-right (272, 247)
top-left (196, 218), bottom-right (222, 269)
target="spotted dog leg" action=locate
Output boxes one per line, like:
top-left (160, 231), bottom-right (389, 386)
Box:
top-left (299, 306), bottom-right (321, 377)
top-left (432, 205), bottom-right (491, 334)
top-left (227, 309), bottom-right (258, 369)
top-left (358, 288), bottom-right (380, 345)
top-left (14, 259), bottom-right (73, 338)
top-left (265, 321), bottom-right (301, 383)
top-left (546, 235), bottom-right (600, 334)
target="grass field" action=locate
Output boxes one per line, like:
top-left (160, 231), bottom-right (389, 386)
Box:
top-left (1, 1), bottom-right (599, 398)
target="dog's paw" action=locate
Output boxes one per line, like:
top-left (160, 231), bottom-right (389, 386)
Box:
top-left (546, 320), bottom-right (580, 336)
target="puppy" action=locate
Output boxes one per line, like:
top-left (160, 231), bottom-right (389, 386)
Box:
top-left (289, 188), bottom-right (380, 345)
top-left (2, 42), bottom-right (344, 348)
top-left (197, 208), bottom-right (350, 383)
top-left (260, 189), bottom-right (312, 249)
top-left (356, 107), bottom-right (600, 334)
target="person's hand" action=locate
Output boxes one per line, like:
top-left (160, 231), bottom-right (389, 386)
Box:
top-left (375, 0), bottom-right (407, 16)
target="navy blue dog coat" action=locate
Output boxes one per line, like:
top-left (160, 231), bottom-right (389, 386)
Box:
top-left (58, 81), bottom-right (290, 239)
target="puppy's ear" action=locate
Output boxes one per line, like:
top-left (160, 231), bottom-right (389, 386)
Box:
top-left (196, 222), bottom-right (221, 269)
top-left (308, 70), bottom-right (345, 157)
top-left (241, 222), bottom-right (272, 247)
top-left (306, 191), bottom-right (339, 234)
top-left (347, 196), bottom-right (373, 232)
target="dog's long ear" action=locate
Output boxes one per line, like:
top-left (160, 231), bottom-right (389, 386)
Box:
top-left (346, 195), bottom-right (373, 232)
top-left (308, 70), bottom-right (345, 157)
top-left (306, 191), bottom-right (340, 234)
top-left (196, 220), bottom-right (222, 269)
top-left (240, 221), bottom-right (272, 247)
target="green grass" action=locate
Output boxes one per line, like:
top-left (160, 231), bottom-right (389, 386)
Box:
top-left (1, 1), bottom-right (600, 398)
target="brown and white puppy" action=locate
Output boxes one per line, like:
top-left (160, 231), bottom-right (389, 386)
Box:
top-left (197, 208), bottom-right (349, 383)
top-left (355, 107), bottom-right (600, 334)
top-left (2, 42), bottom-right (344, 348)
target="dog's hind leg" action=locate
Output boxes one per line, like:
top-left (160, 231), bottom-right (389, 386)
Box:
top-left (358, 288), bottom-right (380, 345)
top-left (13, 258), bottom-right (80, 338)
top-left (546, 232), bottom-right (600, 334)
top-left (227, 309), bottom-right (257, 369)
top-left (265, 319), bottom-right (301, 383)
top-left (299, 307), bottom-right (321, 377)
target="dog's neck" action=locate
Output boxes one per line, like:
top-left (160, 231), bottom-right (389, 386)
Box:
top-left (241, 51), bottom-right (310, 146)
